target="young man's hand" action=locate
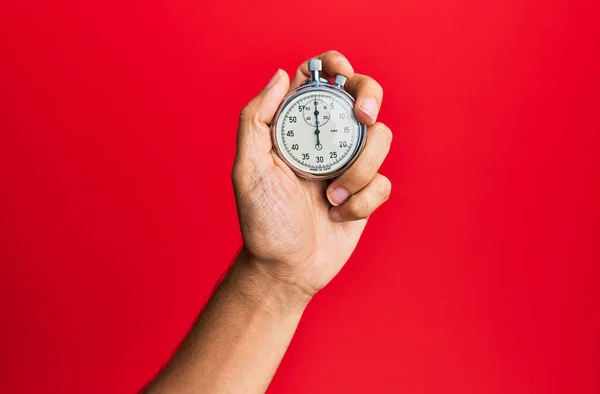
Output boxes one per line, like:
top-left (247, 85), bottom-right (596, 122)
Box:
top-left (233, 50), bottom-right (393, 299)
top-left (145, 51), bottom-right (392, 394)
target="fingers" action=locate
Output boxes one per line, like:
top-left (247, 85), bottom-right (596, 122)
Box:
top-left (329, 173), bottom-right (392, 222)
top-left (344, 73), bottom-right (384, 125)
top-left (236, 69), bottom-right (290, 162)
top-left (326, 122), bottom-right (392, 206)
top-left (290, 51), bottom-right (383, 126)
top-left (290, 50), bottom-right (355, 89)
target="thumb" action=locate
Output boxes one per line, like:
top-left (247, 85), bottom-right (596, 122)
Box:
top-left (236, 69), bottom-right (290, 164)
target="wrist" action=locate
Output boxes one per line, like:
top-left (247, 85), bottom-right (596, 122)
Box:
top-left (229, 248), bottom-right (313, 316)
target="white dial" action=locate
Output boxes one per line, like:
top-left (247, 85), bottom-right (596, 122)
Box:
top-left (275, 90), bottom-right (361, 175)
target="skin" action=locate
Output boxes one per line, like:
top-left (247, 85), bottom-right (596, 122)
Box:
top-left (144, 50), bottom-right (392, 394)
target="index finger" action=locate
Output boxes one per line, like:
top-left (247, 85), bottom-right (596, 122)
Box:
top-left (345, 73), bottom-right (383, 125)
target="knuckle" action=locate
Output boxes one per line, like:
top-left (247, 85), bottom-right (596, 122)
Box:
top-left (380, 125), bottom-right (393, 144)
top-left (354, 157), bottom-right (376, 183)
top-left (372, 78), bottom-right (384, 96)
top-left (385, 128), bottom-right (393, 144)
top-left (377, 175), bottom-right (392, 200)
top-left (362, 76), bottom-right (383, 95)
top-left (372, 123), bottom-right (392, 144)
top-left (375, 81), bottom-right (384, 97)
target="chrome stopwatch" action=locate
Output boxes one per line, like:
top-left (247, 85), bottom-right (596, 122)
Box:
top-left (271, 59), bottom-right (367, 180)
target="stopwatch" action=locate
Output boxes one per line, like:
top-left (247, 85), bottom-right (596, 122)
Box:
top-left (271, 59), bottom-right (367, 180)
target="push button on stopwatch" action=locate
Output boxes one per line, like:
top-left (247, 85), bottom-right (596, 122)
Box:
top-left (334, 75), bottom-right (347, 88)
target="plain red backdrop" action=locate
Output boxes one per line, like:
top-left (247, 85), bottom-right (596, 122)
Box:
top-left (1, 0), bottom-right (599, 393)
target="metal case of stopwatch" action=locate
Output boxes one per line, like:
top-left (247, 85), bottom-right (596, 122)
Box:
top-left (270, 59), bottom-right (367, 180)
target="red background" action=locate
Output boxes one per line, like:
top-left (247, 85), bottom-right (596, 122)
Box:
top-left (1, 0), bottom-right (599, 393)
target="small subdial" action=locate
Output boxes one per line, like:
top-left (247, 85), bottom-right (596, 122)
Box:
top-left (301, 98), bottom-right (332, 127)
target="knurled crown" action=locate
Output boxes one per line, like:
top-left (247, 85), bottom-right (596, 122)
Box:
top-left (334, 74), bottom-right (347, 87)
top-left (308, 59), bottom-right (322, 72)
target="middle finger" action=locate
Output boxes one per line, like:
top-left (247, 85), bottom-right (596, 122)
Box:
top-left (326, 122), bottom-right (393, 206)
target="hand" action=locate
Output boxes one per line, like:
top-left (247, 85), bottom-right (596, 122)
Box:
top-left (314, 99), bottom-right (322, 148)
top-left (232, 50), bottom-right (392, 300)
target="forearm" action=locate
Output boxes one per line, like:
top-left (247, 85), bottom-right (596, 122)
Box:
top-left (145, 249), bottom-right (311, 394)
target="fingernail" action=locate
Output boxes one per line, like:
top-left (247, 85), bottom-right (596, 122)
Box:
top-left (266, 69), bottom-right (281, 89)
top-left (336, 56), bottom-right (353, 71)
top-left (328, 187), bottom-right (350, 206)
top-left (329, 209), bottom-right (342, 222)
top-left (359, 97), bottom-right (378, 120)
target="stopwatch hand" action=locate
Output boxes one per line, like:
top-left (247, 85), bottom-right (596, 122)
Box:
top-left (313, 100), bottom-right (321, 146)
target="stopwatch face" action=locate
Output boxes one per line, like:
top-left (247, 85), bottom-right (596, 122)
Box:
top-left (274, 89), bottom-right (363, 177)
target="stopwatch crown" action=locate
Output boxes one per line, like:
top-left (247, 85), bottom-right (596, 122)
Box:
top-left (308, 59), bottom-right (322, 72)
top-left (308, 59), bottom-right (322, 83)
